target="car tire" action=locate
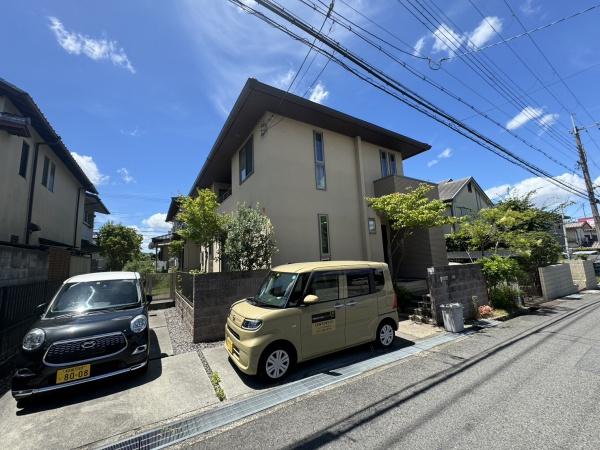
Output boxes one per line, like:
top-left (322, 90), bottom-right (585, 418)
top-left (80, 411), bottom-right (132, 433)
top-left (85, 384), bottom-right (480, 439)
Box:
top-left (259, 344), bottom-right (294, 382)
top-left (376, 321), bottom-right (396, 348)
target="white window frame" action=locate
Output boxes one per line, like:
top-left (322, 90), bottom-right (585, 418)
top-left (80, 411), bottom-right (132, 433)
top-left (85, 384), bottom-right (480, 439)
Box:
top-left (314, 131), bottom-right (326, 190)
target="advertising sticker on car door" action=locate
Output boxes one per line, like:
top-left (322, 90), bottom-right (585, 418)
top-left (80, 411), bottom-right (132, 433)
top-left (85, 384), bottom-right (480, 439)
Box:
top-left (312, 310), bottom-right (336, 334)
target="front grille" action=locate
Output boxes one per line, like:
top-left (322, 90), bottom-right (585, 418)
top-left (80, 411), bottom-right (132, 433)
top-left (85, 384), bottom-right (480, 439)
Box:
top-left (44, 333), bottom-right (127, 366)
top-left (227, 325), bottom-right (240, 340)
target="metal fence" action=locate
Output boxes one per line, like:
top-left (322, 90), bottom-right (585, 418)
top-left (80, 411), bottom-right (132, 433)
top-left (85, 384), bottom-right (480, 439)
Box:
top-left (175, 272), bottom-right (194, 304)
top-left (144, 273), bottom-right (173, 301)
top-left (0, 281), bottom-right (61, 370)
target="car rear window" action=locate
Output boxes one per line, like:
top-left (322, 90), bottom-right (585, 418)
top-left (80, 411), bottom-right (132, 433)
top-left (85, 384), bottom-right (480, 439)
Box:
top-left (373, 269), bottom-right (385, 293)
top-left (346, 270), bottom-right (371, 298)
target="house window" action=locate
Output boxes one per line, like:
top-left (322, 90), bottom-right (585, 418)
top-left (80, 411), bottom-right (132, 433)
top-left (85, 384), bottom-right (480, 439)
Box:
top-left (239, 136), bottom-right (254, 184)
top-left (368, 218), bottom-right (376, 234)
top-left (467, 182), bottom-right (472, 192)
top-left (318, 214), bottom-right (330, 260)
top-left (48, 162), bottom-right (56, 192)
top-left (380, 151), bottom-right (397, 177)
top-left (314, 131), bottom-right (326, 190)
top-left (19, 141), bottom-right (29, 178)
top-left (41, 156), bottom-right (50, 187)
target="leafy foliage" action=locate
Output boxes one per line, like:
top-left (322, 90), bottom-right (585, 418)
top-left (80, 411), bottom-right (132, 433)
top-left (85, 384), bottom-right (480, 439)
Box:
top-left (222, 204), bottom-right (277, 271)
top-left (489, 285), bottom-right (521, 312)
top-left (367, 184), bottom-right (453, 278)
top-left (123, 255), bottom-right (155, 274)
top-left (97, 222), bottom-right (143, 271)
top-left (170, 189), bottom-right (226, 268)
top-left (480, 256), bottom-right (522, 288)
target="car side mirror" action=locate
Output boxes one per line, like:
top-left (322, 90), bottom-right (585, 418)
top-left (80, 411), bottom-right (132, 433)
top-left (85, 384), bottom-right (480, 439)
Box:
top-left (146, 294), bottom-right (153, 304)
top-left (303, 294), bottom-right (319, 305)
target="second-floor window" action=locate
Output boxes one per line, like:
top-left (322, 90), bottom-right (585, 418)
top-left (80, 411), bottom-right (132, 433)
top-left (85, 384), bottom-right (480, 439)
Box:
top-left (19, 141), bottom-right (30, 178)
top-left (314, 131), bottom-right (326, 190)
top-left (380, 150), bottom-right (398, 177)
top-left (318, 214), bottom-right (331, 260)
top-left (41, 156), bottom-right (56, 192)
top-left (239, 136), bottom-right (254, 184)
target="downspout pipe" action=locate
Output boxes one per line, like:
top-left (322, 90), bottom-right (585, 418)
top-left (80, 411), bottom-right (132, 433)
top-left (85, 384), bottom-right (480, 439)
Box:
top-left (26, 141), bottom-right (60, 244)
top-left (73, 188), bottom-right (83, 248)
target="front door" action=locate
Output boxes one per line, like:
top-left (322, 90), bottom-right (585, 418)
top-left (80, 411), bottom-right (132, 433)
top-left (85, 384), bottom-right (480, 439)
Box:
top-left (300, 271), bottom-right (346, 360)
top-left (344, 269), bottom-right (379, 346)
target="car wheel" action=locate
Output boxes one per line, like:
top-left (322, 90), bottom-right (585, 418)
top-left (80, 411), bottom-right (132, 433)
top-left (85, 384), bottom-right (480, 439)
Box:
top-left (377, 321), bottom-right (395, 348)
top-left (259, 345), bottom-right (293, 381)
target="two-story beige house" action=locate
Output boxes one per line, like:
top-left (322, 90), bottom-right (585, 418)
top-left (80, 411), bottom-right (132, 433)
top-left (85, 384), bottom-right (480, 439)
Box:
top-left (0, 78), bottom-right (109, 281)
top-left (167, 79), bottom-right (448, 279)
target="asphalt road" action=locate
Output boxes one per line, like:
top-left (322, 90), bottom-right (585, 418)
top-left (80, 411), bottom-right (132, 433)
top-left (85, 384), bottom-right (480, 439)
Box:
top-left (185, 296), bottom-right (600, 449)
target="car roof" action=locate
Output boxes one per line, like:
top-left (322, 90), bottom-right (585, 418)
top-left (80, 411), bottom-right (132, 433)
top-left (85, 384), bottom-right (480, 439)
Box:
top-left (64, 271), bottom-right (140, 283)
top-left (272, 261), bottom-right (388, 273)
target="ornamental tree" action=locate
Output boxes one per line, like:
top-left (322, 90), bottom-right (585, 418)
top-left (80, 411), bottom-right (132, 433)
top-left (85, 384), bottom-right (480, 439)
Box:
top-left (169, 188), bottom-right (226, 271)
top-left (97, 222), bottom-right (143, 271)
top-left (221, 204), bottom-right (277, 271)
top-left (367, 184), bottom-right (453, 279)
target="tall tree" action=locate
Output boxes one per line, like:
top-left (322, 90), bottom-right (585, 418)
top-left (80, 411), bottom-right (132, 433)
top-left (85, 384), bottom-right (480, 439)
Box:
top-left (367, 184), bottom-right (453, 279)
top-left (97, 222), bottom-right (143, 271)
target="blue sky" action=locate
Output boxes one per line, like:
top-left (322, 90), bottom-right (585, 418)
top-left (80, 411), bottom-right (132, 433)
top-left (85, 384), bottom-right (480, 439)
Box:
top-left (3, 0), bottom-right (600, 247)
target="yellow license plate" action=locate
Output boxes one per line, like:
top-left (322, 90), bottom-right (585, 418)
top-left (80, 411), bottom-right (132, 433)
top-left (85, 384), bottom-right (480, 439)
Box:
top-left (56, 364), bottom-right (91, 384)
top-left (225, 337), bottom-right (233, 353)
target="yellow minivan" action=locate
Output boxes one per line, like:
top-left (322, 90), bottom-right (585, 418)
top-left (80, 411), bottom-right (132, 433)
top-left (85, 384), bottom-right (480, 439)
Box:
top-left (224, 261), bottom-right (398, 381)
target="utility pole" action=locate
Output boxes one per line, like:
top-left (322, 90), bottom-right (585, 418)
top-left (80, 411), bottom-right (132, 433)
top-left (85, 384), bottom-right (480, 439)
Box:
top-left (571, 114), bottom-right (600, 240)
top-left (561, 207), bottom-right (570, 259)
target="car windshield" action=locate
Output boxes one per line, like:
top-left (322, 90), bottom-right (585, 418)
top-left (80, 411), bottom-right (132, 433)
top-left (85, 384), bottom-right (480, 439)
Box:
top-left (254, 271), bottom-right (298, 308)
top-left (47, 279), bottom-right (140, 316)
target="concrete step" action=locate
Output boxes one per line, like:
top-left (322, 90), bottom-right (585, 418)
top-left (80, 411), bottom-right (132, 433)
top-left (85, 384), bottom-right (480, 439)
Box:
top-left (149, 298), bottom-right (175, 310)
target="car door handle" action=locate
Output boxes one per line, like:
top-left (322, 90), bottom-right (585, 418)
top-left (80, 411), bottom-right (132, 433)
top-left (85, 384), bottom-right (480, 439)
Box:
top-left (346, 301), bottom-right (358, 307)
top-left (334, 304), bottom-right (345, 309)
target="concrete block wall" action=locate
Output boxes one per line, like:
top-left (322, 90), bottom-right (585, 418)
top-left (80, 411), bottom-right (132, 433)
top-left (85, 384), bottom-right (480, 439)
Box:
top-left (174, 270), bottom-right (268, 343)
top-left (0, 244), bottom-right (48, 287)
top-left (568, 260), bottom-right (597, 291)
top-left (427, 263), bottom-right (489, 325)
top-left (538, 264), bottom-right (578, 301)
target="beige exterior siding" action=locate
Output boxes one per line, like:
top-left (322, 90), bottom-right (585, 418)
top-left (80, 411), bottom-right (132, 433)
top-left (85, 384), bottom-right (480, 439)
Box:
top-left (219, 113), bottom-right (403, 266)
top-left (441, 179), bottom-right (493, 234)
top-left (0, 96), bottom-right (85, 247)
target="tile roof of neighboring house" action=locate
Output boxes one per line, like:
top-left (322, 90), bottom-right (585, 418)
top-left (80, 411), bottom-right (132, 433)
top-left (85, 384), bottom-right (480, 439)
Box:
top-left (0, 78), bottom-right (97, 193)
top-left (564, 222), bottom-right (592, 229)
top-left (187, 78), bottom-right (431, 197)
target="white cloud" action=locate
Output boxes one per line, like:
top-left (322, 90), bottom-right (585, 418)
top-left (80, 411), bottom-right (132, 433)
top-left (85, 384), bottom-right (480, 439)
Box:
top-left (539, 113), bottom-right (559, 128)
top-left (142, 213), bottom-right (171, 232)
top-left (420, 17), bottom-right (502, 57)
top-left (427, 159), bottom-right (439, 168)
top-left (308, 82), bottom-right (329, 104)
top-left (272, 69), bottom-right (295, 89)
top-left (438, 147), bottom-right (453, 159)
top-left (413, 36), bottom-right (427, 56)
top-left (520, 0), bottom-right (541, 15)
top-left (48, 17), bottom-right (135, 73)
top-left (468, 16), bottom-right (502, 49)
top-left (506, 106), bottom-right (544, 130)
top-left (117, 168), bottom-right (135, 184)
top-left (120, 126), bottom-right (142, 137)
top-left (71, 152), bottom-right (109, 185)
top-left (485, 173), bottom-right (595, 209)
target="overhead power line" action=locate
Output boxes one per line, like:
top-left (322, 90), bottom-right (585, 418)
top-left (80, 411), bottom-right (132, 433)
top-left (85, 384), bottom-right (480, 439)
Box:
top-left (440, 3), bottom-right (600, 62)
top-left (299, 0), bottom-right (576, 173)
top-left (231, 0), bottom-right (590, 199)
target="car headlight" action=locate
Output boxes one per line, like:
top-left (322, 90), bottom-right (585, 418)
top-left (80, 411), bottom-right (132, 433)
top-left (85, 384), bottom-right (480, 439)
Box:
top-left (22, 328), bottom-right (45, 351)
top-left (130, 315), bottom-right (148, 333)
top-left (241, 319), bottom-right (263, 331)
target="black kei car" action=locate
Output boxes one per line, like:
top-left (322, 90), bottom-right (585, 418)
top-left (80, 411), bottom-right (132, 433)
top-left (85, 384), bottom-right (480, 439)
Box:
top-left (12, 271), bottom-right (151, 402)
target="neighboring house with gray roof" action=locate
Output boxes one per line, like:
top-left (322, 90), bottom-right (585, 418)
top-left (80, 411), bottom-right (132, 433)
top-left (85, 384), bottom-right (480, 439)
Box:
top-left (438, 177), bottom-right (493, 234)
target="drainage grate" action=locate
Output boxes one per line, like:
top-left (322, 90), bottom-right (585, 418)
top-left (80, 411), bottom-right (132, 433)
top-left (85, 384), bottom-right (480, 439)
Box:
top-left (101, 323), bottom-right (498, 450)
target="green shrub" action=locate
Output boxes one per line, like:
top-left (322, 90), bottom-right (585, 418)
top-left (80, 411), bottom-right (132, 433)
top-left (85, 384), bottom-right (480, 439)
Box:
top-left (480, 256), bottom-right (522, 289)
top-left (489, 284), bottom-right (520, 312)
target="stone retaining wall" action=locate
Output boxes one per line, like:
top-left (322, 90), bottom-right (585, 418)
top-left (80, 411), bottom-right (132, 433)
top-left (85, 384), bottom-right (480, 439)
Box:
top-left (427, 264), bottom-right (489, 325)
